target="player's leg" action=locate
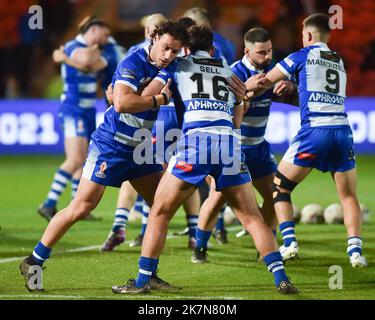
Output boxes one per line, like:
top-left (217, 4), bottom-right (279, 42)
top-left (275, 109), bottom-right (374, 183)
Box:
top-left (253, 173), bottom-right (277, 234)
top-left (221, 182), bottom-right (298, 294)
top-left (20, 178), bottom-right (106, 291)
top-left (102, 181), bottom-right (138, 251)
top-left (332, 168), bottom-right (367, 267)
top-left (182, 189), bottom-right (200, 249)
top-left (193, 181), bottom-right (225, 263)
top-left (273, 160), bottom-right (311, 260)
top-left (38, 136), bottom-right (87, 221)
top-left (112, 171), bottom-right (196, 293)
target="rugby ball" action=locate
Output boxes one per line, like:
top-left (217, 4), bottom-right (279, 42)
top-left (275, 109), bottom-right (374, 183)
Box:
top-left (324, 203), bottom-right (344, 224)
top-left (360, 203), bottom-right (370, 223)
top-left (300, 203), bottom-right (324, 224)
top-left (223, 206), bottom-right (238, 225)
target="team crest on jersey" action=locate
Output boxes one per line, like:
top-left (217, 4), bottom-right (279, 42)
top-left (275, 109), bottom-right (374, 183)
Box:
top-left (95, 161), bottom-right (107, 179)
top-left (175, 161), bottom-right (193, 172)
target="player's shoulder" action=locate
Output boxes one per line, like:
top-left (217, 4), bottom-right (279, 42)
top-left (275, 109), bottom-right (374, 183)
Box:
top-left (64, 35), bottom-right (86, 53)
top-left (121, 47), bottom-right (147, 67)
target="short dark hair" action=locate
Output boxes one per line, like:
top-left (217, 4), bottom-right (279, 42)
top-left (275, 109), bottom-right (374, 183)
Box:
top-left (244, 27), bottom-right (270, 44)
top-left (177, 17), bottom-right (197, 30)
top-left (78, 16), bottom-right (109, 34)
top-left (188, 25), bottom-right (213, 53)
top-left (303, 13), bottom-right (331, 34)
top-left (151, 20), bottom-right (190, 47)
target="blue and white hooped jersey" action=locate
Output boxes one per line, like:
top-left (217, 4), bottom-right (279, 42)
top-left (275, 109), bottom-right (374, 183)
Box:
top-left (231, 56), bottom-right (275, 146)
top-left (276, 42), bottom-right (349, 129)
top-left (61, 34), bottom-right (107, 112)
top-left (94, 47), bottom-right (169, 148)
top-left (101, 37), bottom-right (127, 91)
top-left (160, 51), bottom-right (237, 138)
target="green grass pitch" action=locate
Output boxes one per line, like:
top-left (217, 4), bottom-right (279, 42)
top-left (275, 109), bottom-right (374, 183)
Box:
top-left (0, 155), bottom-right (374, 300)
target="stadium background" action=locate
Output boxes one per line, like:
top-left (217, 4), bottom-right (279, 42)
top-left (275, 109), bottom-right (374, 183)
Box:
top-left (0, 0), bottom-right (374, 300)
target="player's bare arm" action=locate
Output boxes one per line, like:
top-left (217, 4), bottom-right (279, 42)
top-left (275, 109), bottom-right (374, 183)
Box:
top-left (113, 79), bottom-right (171, 113)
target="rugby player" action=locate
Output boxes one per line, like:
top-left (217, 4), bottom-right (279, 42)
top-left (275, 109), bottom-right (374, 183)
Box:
top-left (253, 13), bottom-right (367, 267)
top-left (20, 20), bottom-right (189, 292)
top-left (37, 17), bottom-right (110, 221)
top-left (111, 25), bottom-right (298, 295)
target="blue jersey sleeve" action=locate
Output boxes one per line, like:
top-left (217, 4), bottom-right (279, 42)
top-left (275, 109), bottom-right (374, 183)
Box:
top-left (114, 56), bottom-right (142, 92)
top-left (276, 50), bottom-right (306, 80)
top-left (155, 60), bottom-right (179, 85)
top-left (231, 62), bottom-right (248, 82)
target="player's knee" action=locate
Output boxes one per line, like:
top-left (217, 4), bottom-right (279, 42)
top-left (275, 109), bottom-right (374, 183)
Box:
top-left (272, 171), bottom-right (298, 204)
top-left (69, 200), bottom-right (95, 222)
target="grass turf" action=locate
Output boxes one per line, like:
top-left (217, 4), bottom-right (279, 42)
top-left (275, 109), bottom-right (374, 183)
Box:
top-left (0, 155), bottom-right (374, 300)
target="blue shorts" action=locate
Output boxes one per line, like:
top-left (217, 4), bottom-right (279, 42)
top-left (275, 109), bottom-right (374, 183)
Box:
top-left (283, 126), bottom-right (356, 173)
top-left (167, 133), bottom-right (251, 191)
top-left (58, 106), bottom-right (96, 141)
top-left (82, 135), bottom-right (164, 188)
top-left (242, 140), bottom-right (277, 180)
top-left (152, 106), bottom-right (180, 163)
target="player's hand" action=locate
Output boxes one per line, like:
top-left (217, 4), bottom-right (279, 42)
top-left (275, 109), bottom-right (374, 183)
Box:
top-left (227, 75), bottom-right (246, 104)
top-left (106, 84), bottom-right (114, 105)
top-left (245, 73), bottom-right (266, 92)
top-left (161, 79), bottom-right (172, 102)
top-left (52, 46), bottom-right (67, 63)
top-left (273, 80), bottom-right (295, 96)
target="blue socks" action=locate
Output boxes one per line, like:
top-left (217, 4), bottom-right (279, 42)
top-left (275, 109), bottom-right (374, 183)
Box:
top-left (215, 207), bottom-right (225, 231)
top-left (71, 178), bottom-right (80, 199)
top-left (264, 251), bottom-right (288, 287)
top-left (196, 228), bottom-right (212, 249)
top-left (136, 256), bottom-right (158, 288)
top-left (279, 221), bottom-right (296, 247)
top-left (187, 215), bottom-right (198, 239)
top-left (134, 194), bottom-right (144, 213)
top-left (44, 169), bottom-right (72, 208)
top-left (140, 202), bottom-right (150, 236)
top-left (112, 208), bottom-right (130, 232)
top-left (31, 241), bottom-right (52, 266)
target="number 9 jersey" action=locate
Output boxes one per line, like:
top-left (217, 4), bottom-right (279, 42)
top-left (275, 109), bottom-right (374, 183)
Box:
top-left (276, 42), bottom-right (348, 129)
top-left (276, 42), bottom-right (356, 173)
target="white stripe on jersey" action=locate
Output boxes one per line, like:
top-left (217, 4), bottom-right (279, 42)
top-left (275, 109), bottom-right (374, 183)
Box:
top-left (184, 110), bottom-right (233, 123)
top-left (78, 98), bottom-right (97, 108)
top-left (186, 126), bottom-right (239, 139)
top-left (310, 115), bottom-right (349, 127)
top-left (307, 101), bottom-right (345, 114)
top-left (78, 83), bottom-right (97, 93)
top-left (276, 63), bottom-right (292, 79)
top-left (240, 136), bottom-right (264, 146)
top-left (114, 131), bottom-right (141, 147)
top-left (242, 116), bottom-right (269, 128)
top-left (119, 113), bottom-right (155, 129)
top-left (115, 79), bottom-right (137, 92)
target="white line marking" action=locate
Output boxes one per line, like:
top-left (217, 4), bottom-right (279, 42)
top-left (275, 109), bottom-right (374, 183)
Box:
top-left (0, 294), bottom-right (243, 300)
top-left (0, 226), bottom-right (244, 264)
